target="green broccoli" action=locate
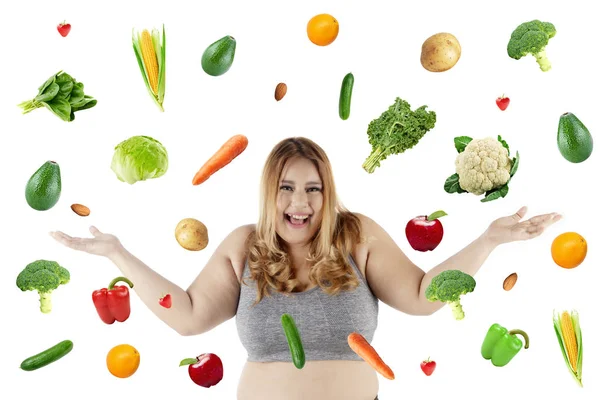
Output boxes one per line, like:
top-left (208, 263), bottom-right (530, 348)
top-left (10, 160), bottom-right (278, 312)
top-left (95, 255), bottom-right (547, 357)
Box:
top-left (362, 97), bottom-right (436, 174)
top-left (507, 20), bottom-right (556, 72)
top-left (16, 260), bottom-right (70, 313)
top-left (425, 269), bottom-right (476, 320)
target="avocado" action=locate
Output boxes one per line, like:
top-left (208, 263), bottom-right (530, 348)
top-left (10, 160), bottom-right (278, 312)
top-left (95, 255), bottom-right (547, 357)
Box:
top-left (557, 112), bottom-right (593, 163)
top-left (201, 35), bottom-right (236, 76)
top-left (25, 161), bottom-right (61, 211)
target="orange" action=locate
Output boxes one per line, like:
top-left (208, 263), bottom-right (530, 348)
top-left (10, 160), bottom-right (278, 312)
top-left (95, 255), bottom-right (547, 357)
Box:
top-left (106, 344), bottom-right (140, 378)
top-left (307, 14), bottom-right (339, 46)
top-left (551, 232), bottom-right (587, 269)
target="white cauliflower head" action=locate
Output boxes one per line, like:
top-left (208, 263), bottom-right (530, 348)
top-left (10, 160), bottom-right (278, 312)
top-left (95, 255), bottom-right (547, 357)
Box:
top-left (455, 137), bottom-right (512, 195)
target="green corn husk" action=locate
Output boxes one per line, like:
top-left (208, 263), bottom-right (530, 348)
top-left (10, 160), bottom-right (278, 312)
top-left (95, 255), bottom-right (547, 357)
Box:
top-left (132, 24), bottom-right (166, 111)
top-left (553, 309), bottom-right (583, 387)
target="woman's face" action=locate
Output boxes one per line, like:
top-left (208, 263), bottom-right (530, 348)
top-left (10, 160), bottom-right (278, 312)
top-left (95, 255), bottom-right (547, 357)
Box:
top-left (275, 157), bottom-right (324, 246)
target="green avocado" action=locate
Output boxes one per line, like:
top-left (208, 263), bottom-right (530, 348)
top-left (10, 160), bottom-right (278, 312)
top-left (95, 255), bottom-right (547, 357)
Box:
top-left (201, 35), bottom-right (236, 76)
top-left (557, 112), bottom-right (593, 163)
top-left (25, 161), bottom-right (61, 211)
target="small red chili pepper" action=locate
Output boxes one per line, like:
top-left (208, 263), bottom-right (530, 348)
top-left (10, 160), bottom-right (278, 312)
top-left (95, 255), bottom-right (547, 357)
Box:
top-left (92, 276), bottom-right (134, 324)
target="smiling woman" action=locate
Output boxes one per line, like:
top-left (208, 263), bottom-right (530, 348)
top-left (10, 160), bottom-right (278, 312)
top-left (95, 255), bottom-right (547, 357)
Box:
top-left (49, 137), bottom-right (561, 400)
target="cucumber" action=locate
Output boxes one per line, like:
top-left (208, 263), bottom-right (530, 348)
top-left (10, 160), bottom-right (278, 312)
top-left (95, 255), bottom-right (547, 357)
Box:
top-left (281, 313), bottom-right (305, 369)
top-left (20, 340), bottom-right (73, 371)
top-left (339, 72), bottom-right (354, 120)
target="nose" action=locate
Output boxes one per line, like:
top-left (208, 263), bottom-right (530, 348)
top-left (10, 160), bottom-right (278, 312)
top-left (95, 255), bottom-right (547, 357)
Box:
top-left (291, 190), bottom-right (308, 207)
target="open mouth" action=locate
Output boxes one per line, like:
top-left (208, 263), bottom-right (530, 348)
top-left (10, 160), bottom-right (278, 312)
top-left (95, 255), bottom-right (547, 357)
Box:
top-left (285, 213), bottom-right (310, 227)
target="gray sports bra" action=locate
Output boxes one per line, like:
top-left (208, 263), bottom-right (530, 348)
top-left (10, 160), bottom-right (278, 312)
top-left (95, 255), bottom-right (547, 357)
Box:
top-left (235, 256), bottom-right (379, 362)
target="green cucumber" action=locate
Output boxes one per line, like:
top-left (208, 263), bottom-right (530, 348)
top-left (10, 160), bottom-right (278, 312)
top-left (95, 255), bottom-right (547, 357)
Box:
top-left (20, 340), bottom-right (73, 371)
top-left (339, 72), bottom-right (354, 120)
top-left (281, 313), bottom-right (305, 369)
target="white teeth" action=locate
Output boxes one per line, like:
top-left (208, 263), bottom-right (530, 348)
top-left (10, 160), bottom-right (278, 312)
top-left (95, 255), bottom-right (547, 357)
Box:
top-left (288, 214), bottom-right (309, 220)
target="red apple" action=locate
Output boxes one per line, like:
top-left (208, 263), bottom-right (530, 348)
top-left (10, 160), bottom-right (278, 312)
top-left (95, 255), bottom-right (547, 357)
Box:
top-left (180, 353), bottom-right (223, 388)
top-left (405, 210), bottom-right (447, 251)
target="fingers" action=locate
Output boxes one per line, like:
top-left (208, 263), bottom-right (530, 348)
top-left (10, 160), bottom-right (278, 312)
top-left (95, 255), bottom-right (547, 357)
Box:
top-left (49, 231), bottom-right (91, 251)
top-left (89, 226), bottom-right (101, 237)
top-left (511, 206), bottom-right (528, 221)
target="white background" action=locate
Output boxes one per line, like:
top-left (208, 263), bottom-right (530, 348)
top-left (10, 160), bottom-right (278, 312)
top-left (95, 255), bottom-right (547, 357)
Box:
top-left (1, 0), bottom-right (597, 398)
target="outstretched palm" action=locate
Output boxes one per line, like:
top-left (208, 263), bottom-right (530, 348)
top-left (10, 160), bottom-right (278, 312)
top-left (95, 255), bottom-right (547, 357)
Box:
top-left (485, 206), bottom-right (562, 246)
top-left (50, 226), bottom-right (122, 257)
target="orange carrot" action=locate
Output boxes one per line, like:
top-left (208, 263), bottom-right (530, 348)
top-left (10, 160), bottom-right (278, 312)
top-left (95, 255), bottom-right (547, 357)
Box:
top-left (347, 332), bottom-right (395, 380)
top-left (192, 134), bottom-right (248, 185)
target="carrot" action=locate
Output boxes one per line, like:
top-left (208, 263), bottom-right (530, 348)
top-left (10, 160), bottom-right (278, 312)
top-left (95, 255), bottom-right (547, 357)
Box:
top-left (347, 332), bottom-right (395, 380)
top-left (192, 134), bottom-right (248, 185)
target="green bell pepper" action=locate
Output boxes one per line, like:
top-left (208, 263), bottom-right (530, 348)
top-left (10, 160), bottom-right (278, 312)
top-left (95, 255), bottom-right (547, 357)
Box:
top-left (481, 323), bottom-right (529, 367)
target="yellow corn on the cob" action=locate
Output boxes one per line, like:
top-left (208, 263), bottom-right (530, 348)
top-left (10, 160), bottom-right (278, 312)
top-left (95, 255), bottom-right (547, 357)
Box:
top-left (140, 30), bottom-right (159, 94)
top-left (560, 311), bottom-right (578, 371)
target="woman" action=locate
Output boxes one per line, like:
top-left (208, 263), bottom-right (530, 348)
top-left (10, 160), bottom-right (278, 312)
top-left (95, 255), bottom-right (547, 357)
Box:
top-left (50, 137), bottom-right (561, 400)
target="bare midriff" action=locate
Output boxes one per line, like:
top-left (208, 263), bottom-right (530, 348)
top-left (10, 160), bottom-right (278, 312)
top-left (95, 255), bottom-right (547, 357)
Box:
top-left (237, 360), bottom-right (379, 400)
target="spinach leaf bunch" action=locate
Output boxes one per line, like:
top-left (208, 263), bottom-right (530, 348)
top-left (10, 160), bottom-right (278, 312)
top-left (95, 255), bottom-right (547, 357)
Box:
top-left (362, 97), bottom-right (437, 173)
top-left (18, 71), bottom-right (97, 122)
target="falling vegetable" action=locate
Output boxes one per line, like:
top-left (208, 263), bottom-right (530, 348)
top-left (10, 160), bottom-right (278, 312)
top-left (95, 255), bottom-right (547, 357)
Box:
top-left (192, 134), bottom-right (248, 185)
top-left (111, 135), bottom-right (169, 184)
top-left (347, 332), bottom-right (394, 380)
top-left (481, 323), bottom-right (529, 367)
top-left (17, 71), bottom-right (97, 122)
top-left (132, 25), bottom-right (166, 111)
top-left (553, 310), bottom-right (583, 387)
top-left (425, 270), bottom-right (475, 320)
top-left (92, 277), bottom-right (134, 324)
top-left (281, 313), bottom-right (305, 369)
top-left (362, 97), bottom-right (436, 173)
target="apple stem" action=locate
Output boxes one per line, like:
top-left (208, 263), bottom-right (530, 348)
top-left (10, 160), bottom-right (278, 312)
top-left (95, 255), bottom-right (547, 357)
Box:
top-left (427, 210), bottom-right (447, 221)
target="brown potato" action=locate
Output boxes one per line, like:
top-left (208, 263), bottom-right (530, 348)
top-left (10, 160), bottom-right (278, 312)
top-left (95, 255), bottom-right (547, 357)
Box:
top-left (420, 33), bottom-right (461, 72)
top-left (175, 218), bottom-right (208, 251)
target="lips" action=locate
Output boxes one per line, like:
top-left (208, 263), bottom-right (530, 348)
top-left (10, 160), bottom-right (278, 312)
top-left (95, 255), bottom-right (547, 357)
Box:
top-left (285, 213), bottom-right (311, 227)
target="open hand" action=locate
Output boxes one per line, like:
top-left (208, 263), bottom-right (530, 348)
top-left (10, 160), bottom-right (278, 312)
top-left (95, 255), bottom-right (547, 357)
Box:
top-left (484, 206), bottom-right (562, 246)
top-left (50, 226), bottom-right (122, 258)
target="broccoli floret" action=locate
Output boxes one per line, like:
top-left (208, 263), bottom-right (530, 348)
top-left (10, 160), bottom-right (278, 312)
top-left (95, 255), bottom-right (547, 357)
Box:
top-left (16, 260), bottom-right (70, 313)
top-left (507, 20), bottom-right (556, 72)
top-left (425, 270), bottom-right (476, 320)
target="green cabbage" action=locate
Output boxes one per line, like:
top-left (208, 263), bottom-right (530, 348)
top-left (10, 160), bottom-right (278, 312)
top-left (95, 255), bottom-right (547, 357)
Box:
top-left (111, 135), bottom-right (168, 184)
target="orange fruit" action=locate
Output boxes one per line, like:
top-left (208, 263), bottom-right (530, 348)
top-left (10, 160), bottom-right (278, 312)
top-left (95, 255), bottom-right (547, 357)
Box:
top-left (106, 344), bottom-right (140, 378)
top-left (551, 232), bottom-right (587, 269)
top-left (307, 14), bottom-right (339, 46)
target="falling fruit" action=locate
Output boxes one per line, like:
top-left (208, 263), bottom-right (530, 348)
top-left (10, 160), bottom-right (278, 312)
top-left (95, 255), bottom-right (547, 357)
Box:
top-left (496, 95), bottom-right (510, 111)
top-left (307, 14), bottom-right (339, 46)
top-left (57, 21), bottom-right (71, 37)
top-left (551, 232), bottom-right (587, 269)
top-left (106, 344), bottom-right (140, 378)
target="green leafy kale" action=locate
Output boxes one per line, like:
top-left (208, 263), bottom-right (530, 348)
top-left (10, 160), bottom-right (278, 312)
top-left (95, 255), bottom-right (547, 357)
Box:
top-left (362, 97), bottom-right (436, 173)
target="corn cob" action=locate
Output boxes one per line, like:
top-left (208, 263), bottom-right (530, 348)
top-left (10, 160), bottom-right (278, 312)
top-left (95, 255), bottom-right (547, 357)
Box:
top-left (140, 30), bottom-right (159, 94)
top-left (132, 25), bottom-right (166, 111)
top-left (553, 309), bottom-right (583, 387)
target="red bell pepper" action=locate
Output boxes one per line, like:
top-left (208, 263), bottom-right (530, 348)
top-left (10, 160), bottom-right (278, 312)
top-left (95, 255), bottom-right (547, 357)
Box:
top-left (92, 276), bottom-right (134, 324)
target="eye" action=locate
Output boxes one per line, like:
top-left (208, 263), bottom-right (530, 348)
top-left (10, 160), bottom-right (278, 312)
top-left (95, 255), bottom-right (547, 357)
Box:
top-left (280, 185), bottom-right (293, 191)
top-left (307, 187), bottom-right (322, 192)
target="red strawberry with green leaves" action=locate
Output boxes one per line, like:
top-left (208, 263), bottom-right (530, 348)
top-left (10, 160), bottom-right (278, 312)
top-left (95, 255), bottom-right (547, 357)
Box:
top-left (496, 94), bottom-right (510, 111)
top-left (420, 357), bottom-right (436, 376)
top-left (57, 21), bottom-right (71, 37)
top-left (159, 293), bottom-right (172, 308)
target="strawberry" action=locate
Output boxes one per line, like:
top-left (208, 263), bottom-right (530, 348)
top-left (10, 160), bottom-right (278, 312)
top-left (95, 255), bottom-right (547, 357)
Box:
top-left (159, 293), bottom-right (172, 308)
top-left (420, 357), bottom-right (436, 376)
top-left (496, 94), bottom-right (510, 111)
top-left (57, 21), bottom-right (71, 37)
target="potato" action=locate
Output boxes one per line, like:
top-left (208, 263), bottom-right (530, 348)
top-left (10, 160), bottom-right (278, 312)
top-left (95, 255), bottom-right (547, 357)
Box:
top-left (420, 33), bottom-right (461, 72)
top-left (175, 218), bottom-right (208, 251)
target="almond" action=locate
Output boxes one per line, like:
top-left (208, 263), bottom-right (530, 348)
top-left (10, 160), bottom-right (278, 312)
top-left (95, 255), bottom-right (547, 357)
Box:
top-left (275, 82), bottom-right (287, 101)
top-left (503, 272), bottom-right (517, 291)
top-left (71, 203), bottom-right (90, 216)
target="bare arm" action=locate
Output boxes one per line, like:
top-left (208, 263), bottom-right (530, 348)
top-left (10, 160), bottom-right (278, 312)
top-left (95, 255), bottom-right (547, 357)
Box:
top-left (51, 225), bottom-right (252, 336)
top-left (359, 207), bottom-right (561, 316)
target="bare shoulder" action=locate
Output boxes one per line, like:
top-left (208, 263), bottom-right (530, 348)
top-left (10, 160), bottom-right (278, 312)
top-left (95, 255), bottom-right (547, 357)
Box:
top-left (350, 213), bottom-right (383, 276)
top-left (215, 224), bottom-right (256, 281)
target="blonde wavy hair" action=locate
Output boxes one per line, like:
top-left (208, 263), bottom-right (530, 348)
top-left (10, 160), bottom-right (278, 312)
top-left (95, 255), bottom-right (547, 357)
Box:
top-left (244, 137), bottom-right (363, 304)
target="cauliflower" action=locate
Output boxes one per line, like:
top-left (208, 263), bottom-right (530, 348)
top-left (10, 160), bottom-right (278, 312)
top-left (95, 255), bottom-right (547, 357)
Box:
top-left (455, 137), bottom-right (512, 195)
top-left (444, 135), bottom-right (520, 203)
